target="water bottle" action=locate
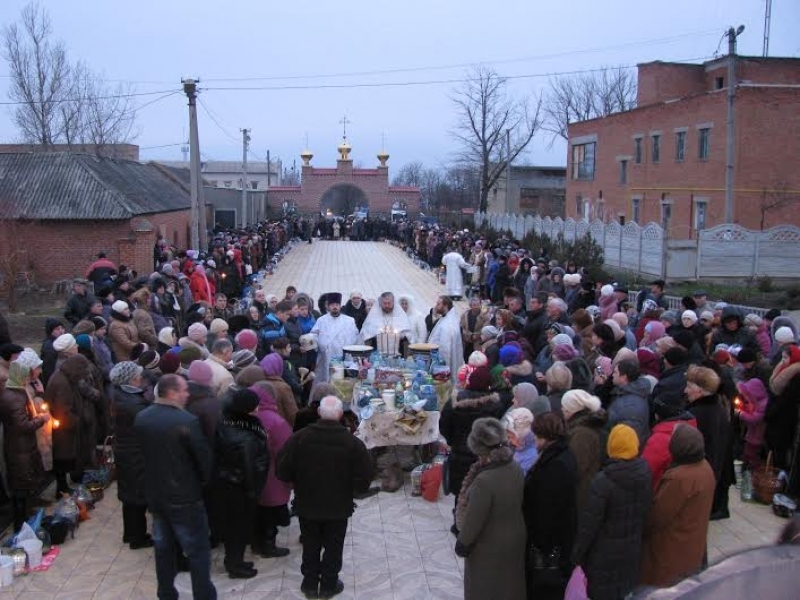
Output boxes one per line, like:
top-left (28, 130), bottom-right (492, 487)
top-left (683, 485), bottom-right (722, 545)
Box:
top-left (740, 470), bottom-right (753, 502)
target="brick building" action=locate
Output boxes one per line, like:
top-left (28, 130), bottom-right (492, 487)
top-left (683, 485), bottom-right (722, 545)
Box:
top-left (566, 56), bottom-right (800, 238)
top-left (0, 152), bottom-right (192, 284)
top-left (487, 165), bottom-right (566, 216)
top-left (267, 138), bottom-right (421, 217)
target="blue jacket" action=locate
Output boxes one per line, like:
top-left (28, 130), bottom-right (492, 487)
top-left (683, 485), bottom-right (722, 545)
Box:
top-left (514, 432), bottom-right (538, 474)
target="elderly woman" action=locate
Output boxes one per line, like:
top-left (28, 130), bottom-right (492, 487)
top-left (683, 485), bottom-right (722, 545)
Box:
top-left (455, 418), bottom-right (526, 600)
top-left (108, 299), bottom-right (140, 362)
top-left (543, 361), bottom-right (573, 413)
top-left (0, 351), bottom-right (50, 530)
top-left (504, 407), bottom-right (537, 474)
top-left (259, 352), bottom-right (298, 427)
top-left (460, 296), bottom-right (489, 361)
top-left (110, 361), bottom-right (152, 549)
top-left (398, 294), bottom-right (428, 345)
top-left (562, 389), bottom-right (607, 512)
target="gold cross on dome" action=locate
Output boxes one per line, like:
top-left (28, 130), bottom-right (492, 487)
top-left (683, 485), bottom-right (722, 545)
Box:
top-left (339, 115), bottom-right (351, 138)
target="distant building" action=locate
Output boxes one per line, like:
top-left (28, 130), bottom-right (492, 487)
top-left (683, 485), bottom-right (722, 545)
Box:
top-left (0, 143), bottom-right (140, 161)
top-left (487, 165), bottom-right (566, 217)
top-left (155, 159), bottom-right (282, 191)
top-left (566, 56), bottom-right (800, 237)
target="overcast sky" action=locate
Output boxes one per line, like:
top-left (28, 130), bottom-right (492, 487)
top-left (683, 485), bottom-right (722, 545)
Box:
top-left (1, 0), bottom-right (798, 175)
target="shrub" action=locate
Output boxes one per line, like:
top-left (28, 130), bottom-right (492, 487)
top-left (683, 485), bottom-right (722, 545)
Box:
top-left (756, 276), bottom-right (774, 293)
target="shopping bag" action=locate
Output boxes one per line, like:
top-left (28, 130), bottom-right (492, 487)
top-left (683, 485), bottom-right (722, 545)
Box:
top-left (564, 565), bottom-right (589, 600)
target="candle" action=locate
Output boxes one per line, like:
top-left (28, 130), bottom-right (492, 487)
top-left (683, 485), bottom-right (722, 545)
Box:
top-left (52, 419), bottom-right (60, 429)
top-left (40, 403), bottom-right (48, 412)
top-left (377, 327), bottom-right (399, 356)
top-left (734, 397), bottom-right (742, 409)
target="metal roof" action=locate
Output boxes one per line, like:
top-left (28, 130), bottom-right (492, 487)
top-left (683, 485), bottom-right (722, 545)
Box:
top-left (0, 152), bottom-right (192, 220)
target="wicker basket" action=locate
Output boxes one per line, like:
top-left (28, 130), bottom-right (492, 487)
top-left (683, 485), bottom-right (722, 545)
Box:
top-left (752, 452), bottom-right (784, 504)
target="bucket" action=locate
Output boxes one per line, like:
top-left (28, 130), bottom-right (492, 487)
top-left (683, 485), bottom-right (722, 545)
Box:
top-left (18, 539), bottom-right (42, 569)
top-left (0, 556), bottom-right (13, 587)
top-left (381, 390), bottom-right (396, 411)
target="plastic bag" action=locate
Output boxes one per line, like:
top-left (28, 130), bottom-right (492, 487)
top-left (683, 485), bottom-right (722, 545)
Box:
top-left (564, 565), bottom-right (589, 600)
top-left (421, 464), bottom-right (443, 502)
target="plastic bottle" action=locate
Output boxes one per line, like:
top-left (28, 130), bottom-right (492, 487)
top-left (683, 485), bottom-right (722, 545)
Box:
top-left (740, 470), bottom-right (753, 502)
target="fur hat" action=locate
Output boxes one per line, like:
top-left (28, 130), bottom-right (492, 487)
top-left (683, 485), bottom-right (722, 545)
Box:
top-left (505, 408), bottom-right (534, 441)
top-left (660, 310), bottom-right (679, 325)
top-left (326, 292), bottom-right (343, 305)
top-left (75, 334), bottom-right (92, 350)
top-left (467, 417), bottom-right (508, 456)
top-left (498, 344), bottom-right (522, 367)
top-left (607, 424), bottom-right (639, 460)
top-left (137, 350), bottom-right (160, 370)
top-left (700, 310), bottom-right (715, 323)
top-left (468, 351), bottom-right (488, 367)
top-left (187, 323), bottom-right (208, 343)
top-left (600, 284), bottom-right (614, 297)
top-left (109, 361), bottom-right (143, 387)
top-left (235, 329), bottom-right (259, 351)
top-left (561, 389), bottom-right (602, 419)
top-left (775, 326), bottom-right (796, 344)
top-left (158, 327), bottom-right (176, 347)
top-left (227, 388), bottom-right (259, 415)
top-left (91, 316), bottom-right (108, 331)
top-left (687, 365), bottom-right (721, 396)
top-left (465, 365), bottom-right (491, 391)
top-left (231, 349), bottom-right (257, 371)
top-left (210, 318), bottom-right (229, 334)
top-left (159, 351), bottom-right (180, 374)
top-left (187, 360), bottom-right (213, 387)
top-left (571, 308), bottom-right (593, 330)
top-left (53, 333), bottom-right (77, 353)
top-left (111, 300), bottom-right (129, 313)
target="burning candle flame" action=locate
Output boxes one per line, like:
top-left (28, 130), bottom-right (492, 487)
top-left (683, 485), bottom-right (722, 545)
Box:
top-left (40, 403), bottom-right (48, 412)
top-left (734, 397), bottom-right (743, 409)
top-left (52, 419), bottom-right (60, 428)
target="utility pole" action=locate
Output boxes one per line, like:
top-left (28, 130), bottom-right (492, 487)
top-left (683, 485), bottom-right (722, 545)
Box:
top-left (266, 149), bottom-right (271, 216)
top-left (763, 0), bottom-right (772, 57)
top-left (505, 129), bottom-right (512, 213)
top-left (241, 128), bottom-right (250, 227)
top-left (724, 26), bottom-right (745, 224)
top-left (183, 78), bottom-right (200, 250)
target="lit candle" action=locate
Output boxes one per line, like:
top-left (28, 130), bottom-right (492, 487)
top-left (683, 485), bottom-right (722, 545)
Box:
top-left (40, 403), bottom-right (49, 412)
top-left (52, 419), bottom-right (60, 429)
top-left (734, 397), bottom-right (742, 409)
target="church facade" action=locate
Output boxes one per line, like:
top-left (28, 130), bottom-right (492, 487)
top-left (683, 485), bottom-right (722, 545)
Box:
top-left (268, 138), bottom-right (420, 218)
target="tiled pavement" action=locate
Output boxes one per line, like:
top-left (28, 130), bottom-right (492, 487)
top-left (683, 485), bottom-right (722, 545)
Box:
top-left (0, 241), bottom-right (787, 599)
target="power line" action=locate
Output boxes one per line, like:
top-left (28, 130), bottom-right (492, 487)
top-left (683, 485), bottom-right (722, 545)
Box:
top-left (197, 97), bottom-right (240, 144)
top-left (0, 87), bottom-right (180, 106)
top-left (140, 142), bottom-right (185, 150)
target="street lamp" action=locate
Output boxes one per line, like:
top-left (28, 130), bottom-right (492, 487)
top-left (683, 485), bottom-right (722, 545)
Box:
top-left (724, 25), bottom-right (745, 224)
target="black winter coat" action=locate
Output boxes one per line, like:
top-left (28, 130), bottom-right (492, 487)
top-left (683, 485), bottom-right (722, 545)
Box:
top-left (214, 414), bottom-right (269, 498)
top-left (650, 364), bottom-right (688, 410)
top-left (573, 458), bottom-right (652, 600)
top-left (185, 381), bottom-right (222, 442)
top-left (111, 384), bottom-right (149, 505)
top-left (688, 394), bottom-right (731, 482)
top-left (440, 390), bottom-right (505, 495)
top-left (0, 387), bottom-right (47, 492)
top-left (523, 438), bottom-right (578, 576)
top-left (276, 419), bottom-right (373, 520)
top-left (523, 308), bottom-right (548, 355)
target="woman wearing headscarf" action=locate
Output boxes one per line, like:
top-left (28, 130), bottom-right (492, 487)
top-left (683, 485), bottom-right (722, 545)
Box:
top-left (561, 389), bottom-right (607, 512)
top-left (110, 361), bottom-right (153, 549)
top-left (504, 408), bottom-right (537, 474)
top-left (640, 423), bottom-right (715, 587)
top-left (573, 424), bottom-right (652, 600)
top-left (522, 412), bottom-right (578, 600)
top-left (213, 389), bottom-right (269, 579)
top-left (108, 300), bottom-right (140, 362)
top-left (454, 418), bottom-right (526, 600)
top-left (259, 352), bottom-right (298, 427)
top-left (0, 351), bottom-right (50, 530)
top-left (398, 294), bottom-right (428, 345)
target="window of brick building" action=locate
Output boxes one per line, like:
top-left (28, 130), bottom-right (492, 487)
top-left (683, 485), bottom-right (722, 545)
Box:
top-left (571, 142), bottom-right (595, 180)
top-left (631, 198), bottom-right (641, 223)
top-left (675, 131), bottom-right (686, 162)
top-left (660, 202), bottom-right (672, 229)
top-left (251, 181), bottom-right (259, 190)
top-left (634, 137), bottom-right (643, 164)
top-left (715, 76), bottom-right (724, 90)
top-left (619, 160), bottom-right (628, 184)
top-left (698, 128), bottom-right (710, 160)
top-left (652, 135), bottom-right (661, 163)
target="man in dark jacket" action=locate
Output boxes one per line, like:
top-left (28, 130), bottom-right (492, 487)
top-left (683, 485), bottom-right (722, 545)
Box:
top-left (64, 278), bottom-right (96, 326)
top-left (709, 306), bottom-right (761, 358)
top-left (650, 347), bottom-right (690, 417)
top-left (134, 374), bottom-right (216, 600)
top-left (277, 396), bottom-right (373, 599)
top-left (608, 360), bottom-right (652, 445)
top-left (40, 318), bottom-right (65, 387)
top-left (342, 291), bottom-right (367, 330)
top-left (523, 292), bottom-right (549, 354)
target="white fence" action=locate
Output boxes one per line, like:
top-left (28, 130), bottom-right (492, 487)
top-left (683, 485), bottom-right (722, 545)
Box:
top-left (475, 213), bottom-right (800, 281)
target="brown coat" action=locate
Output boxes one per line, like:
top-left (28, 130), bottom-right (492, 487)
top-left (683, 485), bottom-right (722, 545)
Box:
top-left (567, 409), bottom-right (607, 512)
top-left (460, 309), bottom-right (490, 355)
top-left (109, 317), bottom-right (139, 361)
top-left (0, 386), bottom-right (47, 491)
top-left (132, 308), bottom-right (158, 348)
top-left (640, 460), bottom-right (715, 587)
top-left (266, 375), bottom-right (298, 428)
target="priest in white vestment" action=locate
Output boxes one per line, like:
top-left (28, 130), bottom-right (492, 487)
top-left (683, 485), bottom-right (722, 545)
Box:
top-left (358, 291), bottom-right (412, 354)
top-left (442, 248), bottom-right (470, 298)
top-left (427, 295), bottom-right (464, 380)
top-left (310, 292), bottom-right (358, 381)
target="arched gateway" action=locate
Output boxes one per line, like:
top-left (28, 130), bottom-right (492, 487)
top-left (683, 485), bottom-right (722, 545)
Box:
top-left (266, 136), bottom-right (420, 217)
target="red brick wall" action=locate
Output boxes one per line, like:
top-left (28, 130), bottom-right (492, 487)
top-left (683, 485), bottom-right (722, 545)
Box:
top-left (637, 62), bottom-right (705, 106)
top-left (0, 209), bottom-right (191, 285)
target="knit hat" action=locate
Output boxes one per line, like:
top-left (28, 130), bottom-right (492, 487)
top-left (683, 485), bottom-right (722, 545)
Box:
top-left (235, 365), bottom-right (267, 387)
top-left (227, 388), bottom-right (259, 415)
top-left (712, 348), bottom-right (732, 365)
top-left (159, 351), bottom-right (181, 374)
top-left (187, 323), bottom-right (208, 343)
top-left (596, 356), bottom-right (613, 377)
top-left (130, 343), bottom-right (148, 362)
top-left (480, 325), bottom-right (499, 340)
top-left (643, 321), bottom-right (666, 341)
top-left (260, 352), bottom-right (284, 377)
top-left (571, 308), bottom-right (593, 330)
top-left (737, 378), bottom-right (768, 405)
top-left (512, 382), bottom-right (540, 410)
top-left (604, 319), bottom-right (625, 342)
top-left (735, 347), bottom-right (757, 364)
top-left (498, 344), bottom-right (522, 367)
top-left (560, 389), bottom-right (602, 419)
top-left (744, 314), bottom-right (763, 327)
top-left (551, 333), bottom-right (573, 348)
top-left (663, 346), bottom-right (689, 366)
top-left (660, 310), bottom-right (679, 325)
top-left (600, 284), bottom-right (614, 297)
top-left (552, 343), bottom-right (579, 362)
top-left (111, 300), bottom-right (129, 313)
top-left (231, 349), bottom-right (257, 371)
top-left (612, 312), bottom-right (629, 329)
top-left (699, 311), bottom-right (714, 323)
top-left (210, 318), bottom-right (229, 334)
top-left (612, 347), bottom-right (638, 368)
top-left (73, 320), bottom-right (96, 336)
top-left (53, 333), bottom-right (77, 352)
top-left (681, 310), bottom-right (698, 324)
top-left (75, 334), bottom-right (92, 350)
top-left (468, 351), bottom-right (488, 367)
top-left (669, 423), bottom-right (705, 465)
top-left (187, 360), bottom-right (214, 387)
top-left (636, 348), bottom-right (661, 378)
top-left (45, 318), bottom-right (65, 337)
top-left (607, 424), bottom-right (639, 460)
top-left (109, 361), bottom-right (143, 386)
top-left (775, 326), bottom-right (796, 344)
top-left (586, 305), bottom-right (601, 320)
top-left (137, 350), bottom-right (161, 370)
top-left (15, 349), bottom-right (43, 370)
top-left (505, 408), bottom-right (534, 441)
top-left (235, 329), bottom-right (259, 351)
top-left (178, 345), bottom-right (203, 367)
top-left (158, 327), bottom-right (176, 347)
top-left (467, 417), bottom-right (508, 456)
top-left (465, 365), bottom-right (491, 391)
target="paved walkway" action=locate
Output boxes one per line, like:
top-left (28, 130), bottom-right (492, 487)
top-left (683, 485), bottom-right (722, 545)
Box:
top-left (0, 241), bottom-right (787, 599)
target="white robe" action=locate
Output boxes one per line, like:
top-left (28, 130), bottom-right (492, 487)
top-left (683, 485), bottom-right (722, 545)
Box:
top-left (427, 307), bottom-right (464, 381)
top-left (310, 313), bottom-right (359, 382)
top-left (398, 294), bottom-right (429, 345)
top-left (442, 251), bottom-right (469, 297)
top-left (359, 304), bottom-right (412, 344)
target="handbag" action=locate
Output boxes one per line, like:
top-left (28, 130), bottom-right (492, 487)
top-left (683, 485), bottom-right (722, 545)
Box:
top-left (86, 436), bottom-right (115, 488)
top-left (527, 545), bottom-right (565, 588)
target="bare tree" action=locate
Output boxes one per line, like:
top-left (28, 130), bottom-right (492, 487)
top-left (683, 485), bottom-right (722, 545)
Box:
top-left (759, 183), bottom-right (799, 230)
top-left (452, 66), bottom-right (542, 213)
top-left (2, 2), bottom-right (137, 148)
top-left (392, 161), bottom-right (425, 187)
top-left (542, 66), bottom-right (637, 144)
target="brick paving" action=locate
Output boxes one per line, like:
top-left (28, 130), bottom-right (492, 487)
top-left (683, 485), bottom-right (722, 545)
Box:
top-left (0, 241), bottom-right (787, 599)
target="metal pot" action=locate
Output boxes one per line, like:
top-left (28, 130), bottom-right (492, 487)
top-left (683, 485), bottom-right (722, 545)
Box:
top-left (8, 548), bottom-right (27, 576)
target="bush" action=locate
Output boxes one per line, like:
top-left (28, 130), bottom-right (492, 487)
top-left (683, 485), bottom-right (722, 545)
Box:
top-left (756, 276), bottom-right (774, 293)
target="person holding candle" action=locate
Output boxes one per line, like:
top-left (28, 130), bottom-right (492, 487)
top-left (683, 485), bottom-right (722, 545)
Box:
top-left (359, 292), bottom-right (411, 355)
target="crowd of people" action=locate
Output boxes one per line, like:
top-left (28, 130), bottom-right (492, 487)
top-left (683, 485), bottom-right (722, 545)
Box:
top-left (0, 216), bottom-right (798, 600)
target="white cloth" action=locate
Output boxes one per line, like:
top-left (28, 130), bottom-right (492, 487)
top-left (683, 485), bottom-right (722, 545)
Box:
top-left (311, 313), bottom-right (359, 382)
top-left (359, 302), bottom-right (412, 343)
top-left (442, 251), bottom-right (469, 297)
top-left (398, 294), bottom-right (429, 345)
top-left (427, 307), bottom-right (464, 380)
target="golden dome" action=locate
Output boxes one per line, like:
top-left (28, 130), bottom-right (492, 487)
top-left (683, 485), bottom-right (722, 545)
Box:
top-left (300, 148), bottom-right (313, 166)
top-left (377, 149), bottom-right (389, 167)
top-left (337, 137), bottom-right (352, 161)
